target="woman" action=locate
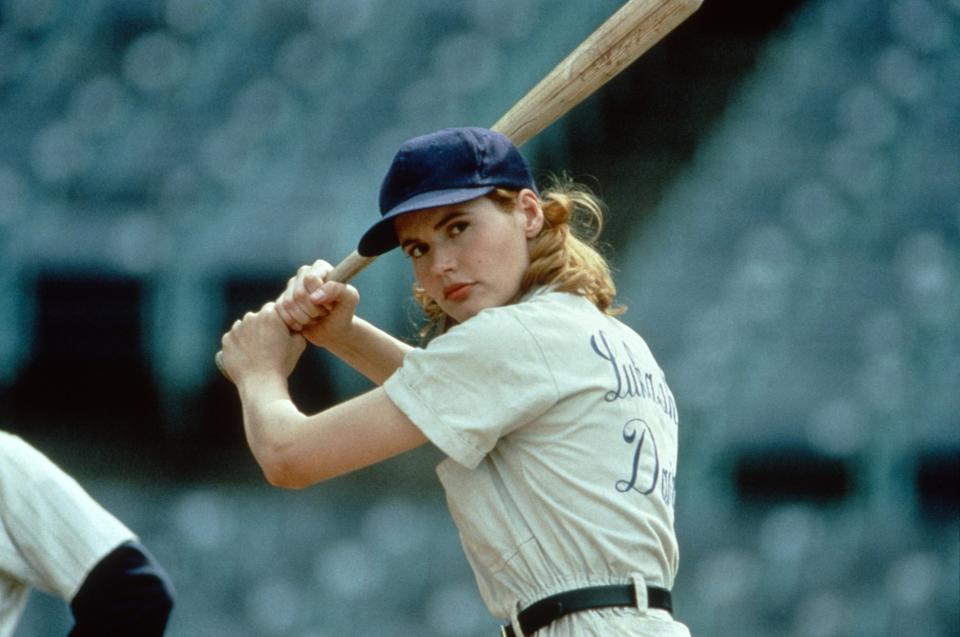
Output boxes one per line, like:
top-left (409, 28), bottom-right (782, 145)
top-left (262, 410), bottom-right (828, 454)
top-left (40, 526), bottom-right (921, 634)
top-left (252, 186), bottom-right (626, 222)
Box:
top-left (220, 127), bottom-right (689, 636)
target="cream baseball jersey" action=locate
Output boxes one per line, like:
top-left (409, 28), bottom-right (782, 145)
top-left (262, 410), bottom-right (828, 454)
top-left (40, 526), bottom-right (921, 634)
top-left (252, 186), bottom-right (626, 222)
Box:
top-left (384, 288), bottom-right (682, 632)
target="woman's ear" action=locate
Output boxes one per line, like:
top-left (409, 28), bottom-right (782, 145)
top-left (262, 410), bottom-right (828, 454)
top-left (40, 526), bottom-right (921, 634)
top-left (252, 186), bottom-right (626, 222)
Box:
top-left (517, 188), bottom-right (544, 238)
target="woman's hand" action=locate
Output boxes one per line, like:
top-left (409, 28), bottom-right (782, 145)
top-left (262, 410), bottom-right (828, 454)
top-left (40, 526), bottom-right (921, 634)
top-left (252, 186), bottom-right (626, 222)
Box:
top-left (220, 302), bottom-right (306, 386)
top-left (274, 259), bottom-right (360, 349)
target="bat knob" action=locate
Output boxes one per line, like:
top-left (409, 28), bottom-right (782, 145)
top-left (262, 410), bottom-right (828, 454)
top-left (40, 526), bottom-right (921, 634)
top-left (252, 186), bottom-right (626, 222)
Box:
top-left (214, 350), bottom-right (232, 382)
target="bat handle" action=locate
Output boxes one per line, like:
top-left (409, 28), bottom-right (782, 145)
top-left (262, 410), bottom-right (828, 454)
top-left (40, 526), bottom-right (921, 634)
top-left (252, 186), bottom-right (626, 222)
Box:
top-left (325, 250), bottom-right (377, 284)
top-left (214, 250), bottom-right (378, 381)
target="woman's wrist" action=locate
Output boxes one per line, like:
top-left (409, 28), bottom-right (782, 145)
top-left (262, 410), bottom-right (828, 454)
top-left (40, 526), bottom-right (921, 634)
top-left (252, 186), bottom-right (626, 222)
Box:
top-left (237, 370), bottom-right (290, 404)
top-left (324, 316), bottom-right (368, 356)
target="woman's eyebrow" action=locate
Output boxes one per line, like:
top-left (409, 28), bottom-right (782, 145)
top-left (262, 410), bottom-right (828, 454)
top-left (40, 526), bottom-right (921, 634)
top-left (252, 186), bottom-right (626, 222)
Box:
top-left (399, 210), bottom-right (468, 248)
top-left (432, 209), bottom-right (466, 231)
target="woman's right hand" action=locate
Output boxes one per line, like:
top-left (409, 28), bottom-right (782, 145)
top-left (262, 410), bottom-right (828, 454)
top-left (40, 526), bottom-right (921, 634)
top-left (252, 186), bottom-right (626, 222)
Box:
top-left (274, 259), bottom-right (360, 348)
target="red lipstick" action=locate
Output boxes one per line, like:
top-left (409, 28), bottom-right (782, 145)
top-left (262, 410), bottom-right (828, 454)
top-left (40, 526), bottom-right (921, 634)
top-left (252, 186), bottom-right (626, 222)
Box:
top-left (443, 283), bottom-right (473, 301)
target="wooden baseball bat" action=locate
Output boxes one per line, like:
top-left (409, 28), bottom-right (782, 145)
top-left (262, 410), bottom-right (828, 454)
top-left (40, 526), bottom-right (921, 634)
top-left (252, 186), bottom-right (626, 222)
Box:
top-left (216, 0), bottom-right (702, 378)
top-left (325, 0), bottom-right (702, 282)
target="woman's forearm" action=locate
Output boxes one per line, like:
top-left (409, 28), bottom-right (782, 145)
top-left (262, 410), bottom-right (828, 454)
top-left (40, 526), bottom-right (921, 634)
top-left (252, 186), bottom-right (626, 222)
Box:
top-left (237, 374), bottom-right (310, 487)
top-left (323, 317), bottom-right (414, 385)
top-left (238, 377), bottom-right (427, 489)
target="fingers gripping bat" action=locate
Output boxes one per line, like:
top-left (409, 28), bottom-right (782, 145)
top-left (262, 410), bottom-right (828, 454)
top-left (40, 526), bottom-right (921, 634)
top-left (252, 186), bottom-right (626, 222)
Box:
top-left (216, 0), bottom-right (702, 378)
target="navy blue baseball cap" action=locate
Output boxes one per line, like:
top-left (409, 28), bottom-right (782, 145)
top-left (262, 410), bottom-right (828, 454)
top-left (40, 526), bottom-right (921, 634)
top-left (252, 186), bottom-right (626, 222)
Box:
top-left (357, 127), bottom-right (537, 256)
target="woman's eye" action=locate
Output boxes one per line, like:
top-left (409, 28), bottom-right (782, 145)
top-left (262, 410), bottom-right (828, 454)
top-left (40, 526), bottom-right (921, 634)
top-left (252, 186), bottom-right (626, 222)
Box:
top-left (449, 221), bottom-right (468, 236)
top-left (407, 244), bottom-right (426, 258)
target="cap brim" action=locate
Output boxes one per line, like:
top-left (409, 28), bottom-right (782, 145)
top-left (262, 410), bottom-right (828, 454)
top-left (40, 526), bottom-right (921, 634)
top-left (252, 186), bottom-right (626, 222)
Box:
top-left (357, 185), bottom-right (495, 256)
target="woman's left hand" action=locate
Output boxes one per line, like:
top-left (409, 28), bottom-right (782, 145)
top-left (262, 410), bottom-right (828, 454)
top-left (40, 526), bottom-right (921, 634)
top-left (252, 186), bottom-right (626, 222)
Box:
top-left (219, 302), bottom-right (307, 386)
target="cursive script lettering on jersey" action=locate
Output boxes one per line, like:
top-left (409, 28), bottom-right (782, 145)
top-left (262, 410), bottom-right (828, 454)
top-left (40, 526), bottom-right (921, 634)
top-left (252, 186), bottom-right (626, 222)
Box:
top-left (614, 418), bottom-right (676, 507)
top-left (589, 330), bottom-right (679, 425)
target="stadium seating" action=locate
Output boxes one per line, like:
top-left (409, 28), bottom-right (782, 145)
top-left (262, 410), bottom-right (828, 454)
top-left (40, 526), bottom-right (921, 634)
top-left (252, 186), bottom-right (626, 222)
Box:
top-left (6, 0), bottom-right (957, 635)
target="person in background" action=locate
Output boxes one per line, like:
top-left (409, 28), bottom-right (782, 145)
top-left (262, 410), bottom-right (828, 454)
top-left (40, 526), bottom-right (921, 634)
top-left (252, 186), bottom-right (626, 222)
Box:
top-left (0, 429), bottom-right (174, 637)
top-left (220, 127), bottom-right (689, 636)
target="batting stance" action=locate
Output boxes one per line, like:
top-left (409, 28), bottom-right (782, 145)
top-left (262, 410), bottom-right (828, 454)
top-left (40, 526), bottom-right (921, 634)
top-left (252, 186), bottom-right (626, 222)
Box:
top-left (0, 430), bottom-right (174, 636)
top-left (220, 127), bottom-right (690, 636)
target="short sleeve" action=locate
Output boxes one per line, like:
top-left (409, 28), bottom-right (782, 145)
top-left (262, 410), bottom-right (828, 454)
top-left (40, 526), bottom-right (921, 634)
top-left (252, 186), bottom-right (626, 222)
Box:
top-left (383, 307), bottom-right (560, 468)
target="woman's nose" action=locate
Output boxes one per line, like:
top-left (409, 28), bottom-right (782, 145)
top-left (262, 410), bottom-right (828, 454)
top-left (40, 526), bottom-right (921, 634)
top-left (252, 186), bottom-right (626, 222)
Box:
top-left (430, 244), bottom-right (456, 274)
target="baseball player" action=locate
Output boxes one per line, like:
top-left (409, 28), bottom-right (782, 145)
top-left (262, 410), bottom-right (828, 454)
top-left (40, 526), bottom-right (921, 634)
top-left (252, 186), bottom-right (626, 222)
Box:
top-left (220, 127), bottom-right (690, 636)
top-left (0, 430), bottom-right (174, 636)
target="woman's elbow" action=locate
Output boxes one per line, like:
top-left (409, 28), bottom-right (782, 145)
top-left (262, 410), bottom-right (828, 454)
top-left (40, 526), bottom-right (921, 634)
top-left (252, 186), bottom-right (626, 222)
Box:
top-left (255, 450), bottom-right (318, 489)
top-left (263, 469), bottom-right (310, 490)
top-left (258, 457), bottom-right (306, 489)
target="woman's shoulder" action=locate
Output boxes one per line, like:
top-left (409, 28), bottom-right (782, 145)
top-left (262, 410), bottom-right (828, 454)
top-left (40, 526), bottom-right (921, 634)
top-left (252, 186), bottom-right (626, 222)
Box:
top-left (431, 289), bottom-right (618, 352)
top-left (473, 288), bottom-right (609, 341)
top-left (510, 287), bottom-right (605, 325)
top-left (509, 289), bottom-right (648, 350)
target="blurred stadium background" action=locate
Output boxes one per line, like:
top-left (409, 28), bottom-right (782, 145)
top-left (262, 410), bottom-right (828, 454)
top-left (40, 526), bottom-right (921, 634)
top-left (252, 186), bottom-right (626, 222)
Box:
top-left (1, 0), bottom-right (957, 635)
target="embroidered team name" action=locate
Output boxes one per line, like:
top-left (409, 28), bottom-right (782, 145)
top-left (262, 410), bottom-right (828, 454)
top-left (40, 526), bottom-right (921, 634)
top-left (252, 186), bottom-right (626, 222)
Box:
top-left (589, 330), bottom-right (678, 425)
top-left (590, 330), bottom-right (678, 508)
top-left (615, 418), bottom-right (676, 508)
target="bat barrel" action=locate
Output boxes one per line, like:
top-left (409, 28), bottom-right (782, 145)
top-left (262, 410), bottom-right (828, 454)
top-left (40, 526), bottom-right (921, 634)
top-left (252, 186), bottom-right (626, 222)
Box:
top-left (493, 0), bottom-right (703, 145)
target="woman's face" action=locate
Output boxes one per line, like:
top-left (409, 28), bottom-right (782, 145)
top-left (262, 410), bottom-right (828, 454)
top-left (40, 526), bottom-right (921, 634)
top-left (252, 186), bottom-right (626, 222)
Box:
top-left (394, 189), bottom-right (543, 324)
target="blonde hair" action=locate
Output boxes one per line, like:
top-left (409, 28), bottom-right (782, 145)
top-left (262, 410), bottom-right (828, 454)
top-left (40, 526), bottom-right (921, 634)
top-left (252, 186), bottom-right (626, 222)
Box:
top-left (413, 175), bottom-right (624, 338)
